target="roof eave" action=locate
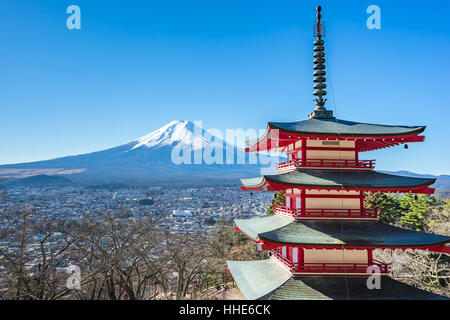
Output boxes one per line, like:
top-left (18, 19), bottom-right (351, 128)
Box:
top-left (268, 122), bottom-right (426, 137)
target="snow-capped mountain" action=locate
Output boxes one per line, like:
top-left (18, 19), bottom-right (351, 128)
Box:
top-left (131, 120), bottom-right (223, 150)
top-left (0, 120), bottom-right (270, 185)
top-left (132, 120), bottom-right (200, 150)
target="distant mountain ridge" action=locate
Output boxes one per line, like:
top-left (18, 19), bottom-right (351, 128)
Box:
top-left (2, 174), bottom-right (73, 186)
top-left (379, 170), bottom-right (436, 179)
top-left (380, 170), bottom-right (450, 195)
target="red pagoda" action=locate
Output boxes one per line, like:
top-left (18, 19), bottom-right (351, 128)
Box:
top-left (226, 6), bottom-right (450, 300)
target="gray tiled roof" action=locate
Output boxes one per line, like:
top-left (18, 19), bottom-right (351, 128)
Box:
top-left (262, 276), bottom-right (449, 300)
top-left (235, 216), bottom-right (450, 247)
top-left (235, 215), bottom-right (293, 240)
top-left (241, 169), bottom-right (436, 189)
top-left (268, 118), bottom-right (425, 137)
top-left (259, 220), bottom-right (450, 247)
top-left (226, 259), bottom-right (292, 300)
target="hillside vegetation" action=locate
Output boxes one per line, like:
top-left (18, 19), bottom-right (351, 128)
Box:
top-left (365, 193), bottom-right (450, 297)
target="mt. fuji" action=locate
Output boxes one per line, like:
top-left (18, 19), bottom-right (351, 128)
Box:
top-left (131, 120), bottom-right (223, 151)
top-left (0, 120), bottom-right (271, 185)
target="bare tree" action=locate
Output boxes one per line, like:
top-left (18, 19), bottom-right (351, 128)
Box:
top-left (163, 232), bottom-right (215, 300)
top-left (68, 215), bottom-right (168, 300)
top-left (0, 210), bottom-right (80, 300)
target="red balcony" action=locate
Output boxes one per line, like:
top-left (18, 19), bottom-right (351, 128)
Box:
top-left (270, 250), bottom-right (390, 275)
top-left (276, 159), bottom-right (375, 172)
top-left (273, 205), bottom-right (379, 220)
top-left (294, 262), bottom-right (390, 274)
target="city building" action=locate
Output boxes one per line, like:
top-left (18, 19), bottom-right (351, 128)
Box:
top-left (172, 210), bottom-right (194, 218)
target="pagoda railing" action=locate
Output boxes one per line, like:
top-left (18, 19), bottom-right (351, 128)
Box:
top-left (270, 249), bottom-right (294, 271)
top-left (293, 261), bottom-right (390, 274)
top-left (273, 205), bottom-right (379, 220)
top-left (270, 250), bottom-right (390, 275)
top-left (276, 159), bottom-right (375, 172)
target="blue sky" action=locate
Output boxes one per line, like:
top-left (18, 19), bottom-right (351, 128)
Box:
top-left (0, 0), bottom-right (449, 175)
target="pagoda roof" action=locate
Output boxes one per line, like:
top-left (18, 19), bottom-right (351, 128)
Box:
top-left (265, 275), bottom-right (448, 300)
top-left (235, 216), bottom-right (450, 248)
top-left (234, 215), bottom-right (293, 240)
top-left (246, 118), bottom-right (426, 152)
top-left (269, 118), bottom-right (425, 137)
top-left (240, 169), bottom-right (436, 193)
top-left (226, 259), bottom-right (292, 300)
top-left (227, 259), bottom-right (448, 300)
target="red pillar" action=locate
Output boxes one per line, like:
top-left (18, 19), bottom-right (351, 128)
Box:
top-left (368, 249), bottom-right (373, 264)
top-left (360, 192), bottom-right (365, 212)
top-left (299, 247), bottom-right (304, 265)
top-left (301, 138), bottom-right (307, 160)
top-left (301, 188), bottom-right (306, 214)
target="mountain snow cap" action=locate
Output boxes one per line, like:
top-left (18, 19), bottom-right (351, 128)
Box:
top-left (131, 120), bottom-right (225, 151)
